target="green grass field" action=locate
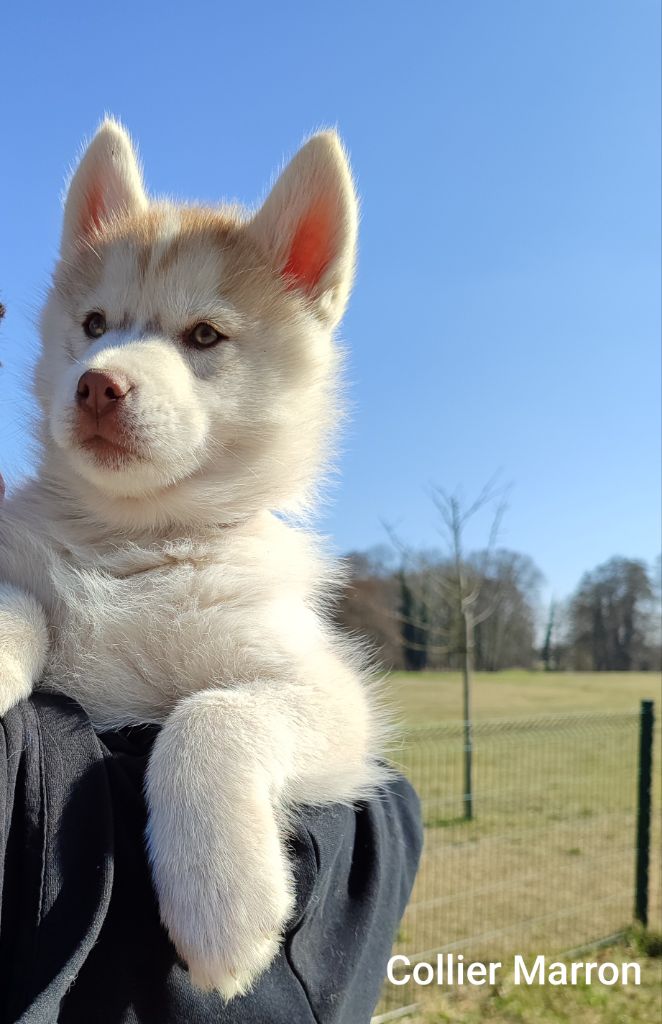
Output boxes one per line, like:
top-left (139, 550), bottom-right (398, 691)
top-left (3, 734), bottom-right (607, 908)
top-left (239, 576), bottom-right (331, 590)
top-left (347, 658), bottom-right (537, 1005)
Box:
top-left (410, 938), bottom-right (662, 1024)
top-left (376, 671), bottom-right (661, 1023)
top-left (386, 669), bottom-right (661, 725)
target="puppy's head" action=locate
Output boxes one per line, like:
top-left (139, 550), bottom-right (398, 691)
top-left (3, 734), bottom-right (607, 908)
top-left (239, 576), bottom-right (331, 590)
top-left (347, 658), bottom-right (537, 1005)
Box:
top-left (37, 119), bottom-right (357, 526)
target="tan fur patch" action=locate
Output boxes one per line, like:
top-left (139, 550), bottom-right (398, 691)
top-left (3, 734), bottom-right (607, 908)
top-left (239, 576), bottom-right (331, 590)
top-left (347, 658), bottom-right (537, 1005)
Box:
top-left (55, 202), bottom-right (300, 326)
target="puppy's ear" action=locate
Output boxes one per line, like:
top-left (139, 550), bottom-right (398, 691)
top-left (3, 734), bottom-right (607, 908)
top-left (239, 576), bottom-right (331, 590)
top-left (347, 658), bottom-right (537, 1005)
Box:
top-left (249, 132), bottom-right (358, 326)
top-left (61, 118), bottom-right (148, 253)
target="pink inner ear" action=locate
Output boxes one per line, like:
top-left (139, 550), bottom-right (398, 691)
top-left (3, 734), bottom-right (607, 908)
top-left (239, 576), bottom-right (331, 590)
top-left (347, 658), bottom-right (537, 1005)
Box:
top-left (283, 199), bottom-right (336, 292)
top-left (79, 181), bottom-right (106, 239)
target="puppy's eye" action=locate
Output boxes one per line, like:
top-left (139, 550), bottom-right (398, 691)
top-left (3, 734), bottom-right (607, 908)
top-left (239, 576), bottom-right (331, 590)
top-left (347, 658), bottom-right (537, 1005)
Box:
top-left (185, 323), bottom-right (228, 349)
top-left (83, 312), bottom-right (107, 339)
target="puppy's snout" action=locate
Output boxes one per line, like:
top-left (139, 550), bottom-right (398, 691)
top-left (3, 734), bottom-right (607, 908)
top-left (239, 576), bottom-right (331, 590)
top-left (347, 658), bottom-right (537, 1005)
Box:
top-left (76, 370), bottom-right (132, 418)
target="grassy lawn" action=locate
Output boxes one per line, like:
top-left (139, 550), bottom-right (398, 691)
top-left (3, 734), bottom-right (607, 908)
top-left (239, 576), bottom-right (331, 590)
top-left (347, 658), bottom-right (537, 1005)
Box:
top-left (375, 671), bottom-right (661, 1022)
top-left (386, 669), bottom-right (661, 725)
top-left (409, 939), bottom-right (662, 1023)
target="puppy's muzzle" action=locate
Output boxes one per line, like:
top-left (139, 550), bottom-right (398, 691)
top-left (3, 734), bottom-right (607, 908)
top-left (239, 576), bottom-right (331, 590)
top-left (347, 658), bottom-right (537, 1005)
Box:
top-left (75, 370), bottom-right (136, 457)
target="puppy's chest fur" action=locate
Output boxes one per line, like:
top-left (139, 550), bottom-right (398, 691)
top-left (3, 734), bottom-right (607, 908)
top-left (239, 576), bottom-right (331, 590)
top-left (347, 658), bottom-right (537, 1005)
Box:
top-left (25, 513), bottom-right (320, 729)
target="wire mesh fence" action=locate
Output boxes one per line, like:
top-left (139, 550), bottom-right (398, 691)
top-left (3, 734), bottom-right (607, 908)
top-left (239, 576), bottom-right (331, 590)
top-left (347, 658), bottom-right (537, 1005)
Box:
top-left (374, 705), bottom-right (660, 1021)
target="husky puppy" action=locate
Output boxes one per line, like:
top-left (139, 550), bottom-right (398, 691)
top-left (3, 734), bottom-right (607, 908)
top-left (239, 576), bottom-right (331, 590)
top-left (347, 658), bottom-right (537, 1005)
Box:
top-left (0, 120), bottom-right (384, 997)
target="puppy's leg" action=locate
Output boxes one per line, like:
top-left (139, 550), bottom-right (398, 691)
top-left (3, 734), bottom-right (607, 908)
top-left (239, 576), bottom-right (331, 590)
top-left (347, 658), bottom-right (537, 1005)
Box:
top-left (146, 687), bottom-right (297, 998)
top-left (146, 681), bottom-right (374, 998)
top-left (0, 583), bottom-right (49, 715)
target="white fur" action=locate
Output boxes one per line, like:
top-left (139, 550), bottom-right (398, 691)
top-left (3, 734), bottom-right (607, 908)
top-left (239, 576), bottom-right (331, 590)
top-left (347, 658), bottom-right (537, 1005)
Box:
top-left (0, 119), bottom-right (385, 998)
top-left (61, 118), bottom-right (149, 254)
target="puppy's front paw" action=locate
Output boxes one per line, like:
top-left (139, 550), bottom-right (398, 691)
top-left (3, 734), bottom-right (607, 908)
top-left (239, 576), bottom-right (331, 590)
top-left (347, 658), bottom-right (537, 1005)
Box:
top-left (156, 857), bottom-right (294, 999)
top-left (146, 689), bottom-right (298, 999)
top-left (0, 584), bottom-right (49, 716)
top-left (0, 655), bottom-right (32, 717)
top-left (179, 925), bottom-right (282, 999)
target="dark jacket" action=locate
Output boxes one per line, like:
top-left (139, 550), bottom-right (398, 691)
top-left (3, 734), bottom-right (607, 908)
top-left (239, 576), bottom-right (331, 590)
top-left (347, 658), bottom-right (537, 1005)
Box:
top-left (0, 694), bottom-right (422, 1024)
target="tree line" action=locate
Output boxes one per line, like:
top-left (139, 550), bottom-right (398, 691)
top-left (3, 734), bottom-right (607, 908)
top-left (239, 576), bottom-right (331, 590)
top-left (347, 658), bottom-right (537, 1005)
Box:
top-left (334, 491), bottom-right (660, 674)
top-left (333, 486), bottom-right (659, 824)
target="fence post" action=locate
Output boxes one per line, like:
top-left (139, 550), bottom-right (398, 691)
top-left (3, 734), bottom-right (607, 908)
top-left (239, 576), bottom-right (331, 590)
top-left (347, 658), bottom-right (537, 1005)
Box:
top-left (634, 699), bottom-right (654, 927)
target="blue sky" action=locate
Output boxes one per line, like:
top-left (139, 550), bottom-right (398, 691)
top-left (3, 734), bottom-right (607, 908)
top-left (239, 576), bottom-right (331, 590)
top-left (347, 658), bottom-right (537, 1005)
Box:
top-left (0, 1), bottom-right (659, 602)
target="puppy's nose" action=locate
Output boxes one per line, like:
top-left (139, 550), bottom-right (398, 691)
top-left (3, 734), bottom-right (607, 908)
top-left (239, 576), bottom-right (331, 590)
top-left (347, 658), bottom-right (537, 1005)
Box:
top-left (76, 370), bottom-right (132, 418)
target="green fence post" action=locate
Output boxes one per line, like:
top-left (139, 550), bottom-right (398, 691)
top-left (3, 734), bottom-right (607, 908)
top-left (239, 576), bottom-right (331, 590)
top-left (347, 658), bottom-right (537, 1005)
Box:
top-left (634, 699), bottom-right (654, 927)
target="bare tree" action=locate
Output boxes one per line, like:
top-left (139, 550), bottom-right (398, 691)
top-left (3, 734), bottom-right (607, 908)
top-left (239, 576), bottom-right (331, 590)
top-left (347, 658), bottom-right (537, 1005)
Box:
top-left (569, 557), bottom-right (657, 670)
top-left (398, 569), bottom-right (429, 670)
top-left (333, 547), bottom-right (403, 668)
top-left (380, 524), bottom-right (457, 667)
top-left (429, 481), bottom-right (509, 819)
top-left (470, 550), bottom-right (543, 670)
top-left (541, 600), bottom-right (556, 671)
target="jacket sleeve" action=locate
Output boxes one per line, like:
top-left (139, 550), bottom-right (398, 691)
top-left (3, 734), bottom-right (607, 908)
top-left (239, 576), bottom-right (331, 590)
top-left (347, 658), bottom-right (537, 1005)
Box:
top-left (0, 693), bottom-right (422, 1024)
